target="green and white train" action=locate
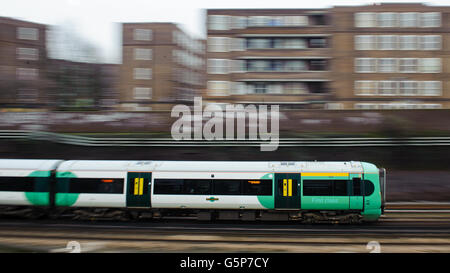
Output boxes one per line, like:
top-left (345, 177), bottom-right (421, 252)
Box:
top-left (0, 159), bottom-right (386, 223)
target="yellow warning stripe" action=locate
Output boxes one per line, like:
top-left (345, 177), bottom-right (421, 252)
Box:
top-left (302, 173), bottom-right (349, 177)
top-left (134, 178), bottom-right (139, 195)
top-left (139, 178), bottom-right (144, 195)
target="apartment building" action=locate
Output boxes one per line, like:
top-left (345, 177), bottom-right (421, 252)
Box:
top-left (0, 17), bottom-right (48, 108)
top-left (206, 4), bottom-right (450, 110)
top-left (205, 9), bottom-right (334, 109)
top-left (331, 3), bottom-right (450, 110)
top-left (119, 23), bottom-right (205, 111)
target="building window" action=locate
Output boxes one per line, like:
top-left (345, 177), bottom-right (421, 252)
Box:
top-left (420, 12), bottom-right (441, 27)
top-left (399, 81), bottom-right (418, 96)
top-left (231, 38), bottom-right (246, 51)
top-left (355, 35), bottom-right (375, 50)
top-left (309, 38), bottom-right (327, 48)
top-left (133, 87), bottom-right (152, 99)
top-left (207, 59), bottom-right (229, 74)
top-left (284, 82), bottom-right (308, 94)
top-left (134, 29), bottom-right (152, 41)
top-left (354, 103), bottom-right (378, 110)
top-left (378, 81), bottom-right (398, 95)
top-left (310, 60), bottom-right (328, 71)
top-left (284, 60), bottom-right (307, 71)
top-left (267, 84), bottom-right (283, 94)
top-left (231, 16), bottom-right (247, 29)
top-left (420, 81), bottom-right (441, 96)
top-left (419, 58), bottom-right (441, 73)
top-left (230, 60), bottom-right (246, 73)
top-left (208, 15), bottom-right (230, 30)
top-left (230, 82), bottom-right (247, 95)
top-left (400, 12), bottom-right (418, 27)
top-left (355, 12), bottom-right (376, 27)
top-left (133, 68), bottom-right (152, 80)
top-left (248, 16), bottom-right (271, 27)
top-left (273, 38), bottom-right (306, 49)
top-left (134, 48), bottom-right (152, 60)
top-left (208, 81), bottom-right (230, 96)
top-left (326, 103), bottom-right (343, 110)
top-left (16, 48), bottom-right (38, 60)
top-left (16, 68), bottom-right (38, 80)
top-left (420, 36), bottom-right (441, 50)
top-left (378, 13), bottom-right (397, 27)
top-left (283, 16), bottom-right (308, 26)
top-left (207, 37), bottom-right (229, 52)
top-left (253, 83), bottom-right (267, 94)
top-left (247, 38), bottom-right (271, 49)
top-left (378, 35), bottom-right (397, 50)
top-left (355, 58), bottom-right (376, 73)
top-left (17, 27), bottom-right (38, 40)
top-left (399, 58), bottom-right (418, 73)
top-left (355, 81), bottom-right (377, 95)
top-left (247, 60), bottom-right (271, 72)
top-left (378, 58), bottom-right (397, 73)
top-left (399, 35), bottom-right (417, 50)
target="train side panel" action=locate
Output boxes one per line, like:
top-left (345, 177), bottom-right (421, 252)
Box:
top-left (55, 170), bottom-right (127, 208)
top-left (0, 160), bottom-right (62, 206)
top-left (151, 171), bottom-right (274, 210)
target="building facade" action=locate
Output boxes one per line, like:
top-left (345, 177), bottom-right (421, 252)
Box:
top-left (119, 23), bottom-right (205, 111)
top-left (206, 3), bottom-right (450, 109)
top-left (206, 9), bottom-right (333, 109)
top-left (331, 3), bottom-right (450, 110)
top-left (0, 17), bottom-right (48, 108)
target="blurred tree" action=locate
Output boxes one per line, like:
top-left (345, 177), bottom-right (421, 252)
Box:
top-left (45, 21), bottom-right (104, 110)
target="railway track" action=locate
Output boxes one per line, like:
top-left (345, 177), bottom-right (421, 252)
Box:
top-left (0, 215), bottom-right (449, 253)
top-left (0, 203), bottom-right (449, 252)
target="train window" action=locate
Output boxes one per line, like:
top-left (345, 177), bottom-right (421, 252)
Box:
top-left (349, 180), bottom-right (375, 196)
top-left (66, 178), bottom-right (124, 194)
top-left (303, 180), bottom-right (348, 196)
top-left (184, 179), bottom-right (211, 194)
top-left (243, 179), bottom-right (272, 196)
top-left (213, 180), bottom-right (242, 195)
top-left (153, 179), bottom-right (184, 194)
top-left (364, 180), bottom-right (375, 196)
top-left (352, 179), bottom-right (361, 196)
top-left (333, 180), bottom-right (347, 196)
top-left (153, 179), bottom-right (273, 196)
top-left (303, 180), bottom-right (333, 196)
top-left (0, 176), bottom-right (35, 192)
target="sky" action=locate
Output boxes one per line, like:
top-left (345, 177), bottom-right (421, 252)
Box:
top-left (0, 0), bottom-right (444, 64)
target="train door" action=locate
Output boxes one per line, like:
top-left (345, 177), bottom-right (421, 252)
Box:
top-left (126, 172), bottom-right (151, 208)
top-left (349, 174), bottom-right (364, 210)
top-left (274, 173), bottom-right (301, 209)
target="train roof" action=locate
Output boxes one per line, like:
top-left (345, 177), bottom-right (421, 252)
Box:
top-left (56, 160), bottom-right (367, 173)
top-left (0, 159), bottom-right (63, 171)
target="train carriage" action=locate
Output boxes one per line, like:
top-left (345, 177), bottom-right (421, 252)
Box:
top-left (53, 160), bottom-right (385, 222)
top-left (0, 159), bottom-right (386, 223)
top-left (0, 159), bottom-right (62, 207)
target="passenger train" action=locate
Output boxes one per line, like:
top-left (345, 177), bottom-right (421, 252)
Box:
top-left (0, 159), bottom-right (386, 223)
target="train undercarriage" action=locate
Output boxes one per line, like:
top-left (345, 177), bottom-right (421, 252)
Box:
top-left (0, 206), bottom-right (365, 224)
